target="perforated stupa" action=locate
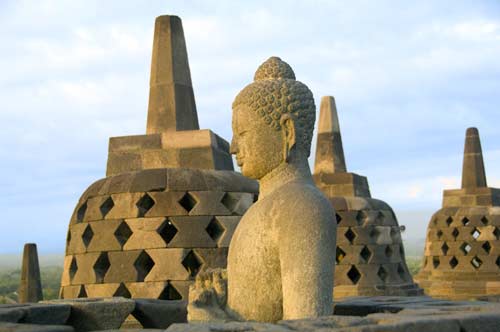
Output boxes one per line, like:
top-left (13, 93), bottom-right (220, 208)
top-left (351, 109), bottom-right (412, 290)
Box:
top-left (60, 15), bottom-right (257, 301)
top-left (313, 96), bottom-right (422, 299)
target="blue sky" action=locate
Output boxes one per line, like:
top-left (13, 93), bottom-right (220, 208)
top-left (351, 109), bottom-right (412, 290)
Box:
top-left (1, 1), bottom-right (500, 253)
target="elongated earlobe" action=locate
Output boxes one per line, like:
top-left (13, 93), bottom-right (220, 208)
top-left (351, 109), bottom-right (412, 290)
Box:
top-left (280, 114), bottom-right (296, 163)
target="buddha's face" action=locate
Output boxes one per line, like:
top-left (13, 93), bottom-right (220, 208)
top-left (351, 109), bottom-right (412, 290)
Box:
top-left (230, 105), bottom-right (283, 180)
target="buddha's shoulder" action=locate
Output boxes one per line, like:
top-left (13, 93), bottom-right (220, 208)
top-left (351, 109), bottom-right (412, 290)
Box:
top-left (271, 180), bottom-right (333, 211)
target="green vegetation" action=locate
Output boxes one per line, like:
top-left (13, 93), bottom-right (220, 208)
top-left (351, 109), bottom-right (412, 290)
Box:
top-left (406, 256), bottom-right (423, 276)
top-left (0, 266), bottom-right (62, 303)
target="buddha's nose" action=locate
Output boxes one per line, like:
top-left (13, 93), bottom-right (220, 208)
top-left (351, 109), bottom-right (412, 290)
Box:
top-left (230, 138), bottom-right (238, 155)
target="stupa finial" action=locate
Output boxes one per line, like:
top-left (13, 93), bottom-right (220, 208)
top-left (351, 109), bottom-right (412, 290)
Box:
top-left (461, 127), bottom-right (487, 189)
top-left (146, 15), bottom-right (199, 134)
top-left (314, 96), bottom-right (347, 174)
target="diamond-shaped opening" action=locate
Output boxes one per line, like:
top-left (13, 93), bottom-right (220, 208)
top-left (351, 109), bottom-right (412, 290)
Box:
top-left (178, 192), bottom-right (197, 213)
top-left (452, 228), bottom-right (459, 240)
top-left (253, 194), bottom-right (259, 203)
top-left (360, 246), bottom-right (372, 262)
top-left (77, 285), bottom-right (87, 298)
top-left (369, 227), bottom-right (380, 239)
top-left (482, 241), bottom-right (491, 254)
top-left (93, 252), bottom-right (110, 283)
top-left (221, 193), bottom-right (240, 214)
top-left (100, 196), bottom-right (114, 218)
top-left (136, 193), bottom-right (155, 218)
top-left (397, 263), bottom-right (406, 281)
top-left (66, 231), bottom-right (71, 246)
top-left (114, 283), bottom-right (131, 298)
top-left (158, 282), bottom-right (182, 300)
top-left (134, 250), bottom-right (155, 282)
top-left (385, 245), bottom-right (393, 258)
top-left (335, 213), bottom-right (342, 225)
top-left (437, 229), bottom-right (443, 239)
top-left (432, 256), bottom-right (440, 268)
top-left (471, 256), bottom-right (483, 269)
top-left (347, 265), bottom-right (361, 284)
top-left (336, 247), bottom-right (346, 264)
top-left (432, 216), bottom-right (438, 226)
top-left (76, 202), bottom-right (87, 223)
top-left (114, 221), bottom-right (132, 247)
top-left (494, 227), bottom-right (500, 240)
top-left (446, 217), bottom-right (453, 227)
top-left (441, 242), bottom-right (449, 255)
top-left (460, 242), bottom-right (472, 255)
top-left (182, 250), bottom-right (203, 277)
top-left (449, 256), bottom-right (459, 269)
top-left (377, 266), bottom-right (388, 282)
top-left (462, 217), bottom-right (470, 226)
top-left (356, 211), bottom-right (368, 226)
top-left (206, 217), bottom-right (225, 242)
top-left (375, 212), bottom-right (385, 224)
top-left (82, 224), bottom-right (94, 248)
top-left (472, 228), bottom-right (481, 240)
top-left (496, 256), bottom-right (500, 268)
top-left (481, 216), bottom-right (489, 225)
top-left (344, 228), bottom-right (356, 244)
top-left (157, 219), bottom-right (178, 245)
top-left (69, 257), bottom-right (78, 281)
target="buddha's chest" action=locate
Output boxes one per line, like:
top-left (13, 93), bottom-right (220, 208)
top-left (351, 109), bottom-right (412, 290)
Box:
top-left (227, 199), bottom-right (280, 268)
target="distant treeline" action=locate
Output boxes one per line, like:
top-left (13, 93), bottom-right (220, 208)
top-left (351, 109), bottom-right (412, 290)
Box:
top-left (0, 266), bottom-right (62, 303)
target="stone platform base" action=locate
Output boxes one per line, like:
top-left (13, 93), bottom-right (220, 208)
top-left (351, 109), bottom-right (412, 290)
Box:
top-left (1, 296), bottom-right (500, 331)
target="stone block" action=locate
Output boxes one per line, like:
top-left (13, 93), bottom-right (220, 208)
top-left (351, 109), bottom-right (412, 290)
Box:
top-left (85, 219), bottom-right (123, 252)
top-left (44, 298), bottom-right (135, 332)
top-left (169, 281), bottom-right (191, 300)
top-left (85, 284), bottom-right (121, 298)
top-left (214, 216), bottom-right (240, 247)
top-left (82, 196), bottom-right (111, 222)
top-left (129, 169), bottom-right (167, 193)
top-left (105, 251), bottom-right (145, 283)
top-left (124, 218), bottom-right (168, 250)
top-left (165, 169), bottom-right (208, 191)
top-left (145, 248), bottom-right (190, 281)
top-left (60, 286), bottom-right (84, 299)
top-left (0, 304), bottom-right (71, 325)
top-left (72, 253), bottom-right (101, 285)
top-left (66, 224), bottom-right (88, 255)
top-left (187, 192), bottom-right (229, 216)
top-left (106, 152), bottom-right (143, 177)
top-left (125, 282), bottom-right (167, 299)
top-left (106, 193), bottom-right (143, 220)
top-left (195, 248), bottom-right (228, 275)
top-left (80, 179), bottom-right (106, 202)
top-left (167, 217), bottom-right (216, 248)
top-left (145, 192), bottom-right (188, 217)
top-left (106, 173), bottom-right (134, 194)
top-left (0, 322), bottom-right (74, 332)
top-left (132, 299), bottom-right (187, 329)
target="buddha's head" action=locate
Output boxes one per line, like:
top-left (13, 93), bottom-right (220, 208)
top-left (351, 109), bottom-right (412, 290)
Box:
top-left (230, 57), bottom-right (316, 180)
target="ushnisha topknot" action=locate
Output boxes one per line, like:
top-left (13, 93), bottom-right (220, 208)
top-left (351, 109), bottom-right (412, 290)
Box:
top-left (233, 57), bottom-right (316, 156)
top-left (253, 56), bottom-right (296, 81)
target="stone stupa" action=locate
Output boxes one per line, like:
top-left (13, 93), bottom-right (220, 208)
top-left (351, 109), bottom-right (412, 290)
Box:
top-left (415, 127), bottom-right (500, 299)
top-left (313, 96), bottom-right (423, 299)
top-left (60, 15), bottom-right (258, 301)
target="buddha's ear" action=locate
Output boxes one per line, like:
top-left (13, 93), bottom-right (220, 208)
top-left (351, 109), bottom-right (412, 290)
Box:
top-left (280, 114), bottom-right (297, 162)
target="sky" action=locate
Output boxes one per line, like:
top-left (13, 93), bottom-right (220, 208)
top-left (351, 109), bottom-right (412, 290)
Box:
top-left (0, 0), bottom-right (499, 254)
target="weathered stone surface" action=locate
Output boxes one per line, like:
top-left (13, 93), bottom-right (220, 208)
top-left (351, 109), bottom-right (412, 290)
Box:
top-left (3, 304), bottom-right (71, 325)
top-left (132, 299), bottom-right (187, 328)
top-left (18, 244), bottom-right (43, 303)
top-left (188, 57), bottom-right (336, 322)
top-left (0, 322), bottom-right (74, 332)
top-left (43, 298), bottom-right (134, 332)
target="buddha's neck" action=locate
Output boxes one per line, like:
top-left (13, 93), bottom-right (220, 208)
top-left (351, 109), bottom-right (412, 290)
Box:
top-left (258, 158), bottom-right (313, 199)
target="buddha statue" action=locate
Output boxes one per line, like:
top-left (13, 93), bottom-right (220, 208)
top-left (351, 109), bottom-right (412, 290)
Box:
top-left (188, 57), bottom-right (336, 322)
